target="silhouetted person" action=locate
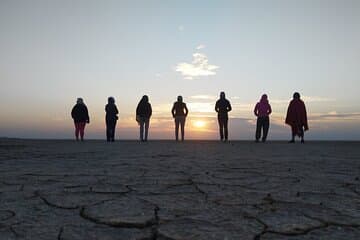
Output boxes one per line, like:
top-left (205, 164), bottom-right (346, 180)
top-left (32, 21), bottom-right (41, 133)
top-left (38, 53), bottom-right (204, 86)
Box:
top-left (172, 96), bottom-right (189, 141)
top-left (254, 94), bottom-right (272, 142)
top-left (286, 92), bottom-right (309, 143)
top-left (71, 98), bottom-right (90, 141)
top-left (215, 92), bottom-right (232, 141)
top-left (136, 95), bottom-right (152, 142)
top-left (105, 97), bottom-right (119, 142)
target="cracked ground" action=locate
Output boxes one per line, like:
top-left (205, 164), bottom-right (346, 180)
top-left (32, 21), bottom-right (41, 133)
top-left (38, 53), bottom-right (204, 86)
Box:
top-left (0, 139), bottom-right (359, 239)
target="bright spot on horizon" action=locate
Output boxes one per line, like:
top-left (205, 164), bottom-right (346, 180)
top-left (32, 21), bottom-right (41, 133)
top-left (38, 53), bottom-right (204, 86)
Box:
top-left (193, 120), bottom-right (206, 129)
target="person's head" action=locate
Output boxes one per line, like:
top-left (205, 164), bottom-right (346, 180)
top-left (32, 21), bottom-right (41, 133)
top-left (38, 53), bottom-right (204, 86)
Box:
top-left (293, 92), bottom-right (300, 99)
top-left (77, 98), bottom-right (83, 104)
top-left (260, 94), bottom-right (268, 102)
top-left (220, 92), bottom-right (225, 99)
top-left (108, 96), bottom-right (115, 104)
top-left (142, 95), bottom-right (149, 103)
top-left (177, 95), bottom-right (183, 102)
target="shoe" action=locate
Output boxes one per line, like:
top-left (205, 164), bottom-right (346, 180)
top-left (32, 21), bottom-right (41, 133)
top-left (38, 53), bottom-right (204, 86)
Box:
top-left (301, 139), bottom-right (305, 144)
top-left (288, 140), bottom-right (295, 143)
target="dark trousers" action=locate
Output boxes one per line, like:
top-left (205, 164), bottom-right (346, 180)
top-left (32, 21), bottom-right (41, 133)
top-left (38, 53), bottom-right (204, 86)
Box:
top-left (106, 120), bottom-right (117, 141)
top-left (218, 117), bottom-right (228, 140)
top-left (256, 116), bottom-right (269, 141)
top-left (175, 116), bottom-right (186, 141)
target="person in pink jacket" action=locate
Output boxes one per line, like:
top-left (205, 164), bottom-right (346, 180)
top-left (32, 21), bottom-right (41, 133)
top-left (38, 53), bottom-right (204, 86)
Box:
top-left (254, 94), bottom-right (272, 142)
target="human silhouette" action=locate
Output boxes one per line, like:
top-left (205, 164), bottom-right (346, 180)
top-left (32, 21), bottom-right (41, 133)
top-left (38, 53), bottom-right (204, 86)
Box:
top-left (254, 94), bottom-right (272, 142)
top-left (171, 96), bottom-right (189, 141)
top-left (105, 97), bottom-right (119, 142)
top-left (215, 92), bottom-right (232, 141)
top-left (286, 92), bottom-right (309, 143)
top-left (71, 98), bottom-right (90, 141)
top-left (136, 95), bottom-right (152, 142)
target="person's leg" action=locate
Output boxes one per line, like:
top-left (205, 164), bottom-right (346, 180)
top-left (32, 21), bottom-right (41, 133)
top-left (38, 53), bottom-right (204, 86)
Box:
top-left (144, 118), bottom-right (149, 141)
top-left (180, 117), bottom-right (185, 141)
top-left (78, 122), bottom-right (86, 141)
top-left (289, 125), bottom-right (296, 143)
top-left (175, 118), bottom-right (180, 141)
top-left (299, 125), bottom-right (305, 143)
top-left (262, 117), bottom-right (270, 142)
top-left (224, 118), bottom-right (229, 141)
top-left (218, 118), bottom-right (224, 141)
top-left (106, 121), bottom-right (110, 141)
top-left (255, 118), bottom-right (261, 142)
top-left (111, 121), bottom-right (117, 141)
top-left (74, 123), bottom-right (80, 140)
top-left (140, 120), bottom-right (144, 141)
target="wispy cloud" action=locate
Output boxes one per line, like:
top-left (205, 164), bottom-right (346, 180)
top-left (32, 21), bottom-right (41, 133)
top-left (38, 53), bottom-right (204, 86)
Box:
top-left (269, 96), bottom-right (335, 105)
top-left (175, 53), bottom-right (219, 80)
top-left (310, 112), bottom-right (360, 121)
top-left (196, 44), bottom-right (206, 50)
top-left (190, 95), bottom-right (216, 100)
top-left (302, 96), bottom-right (335, 103)
top-left (178, 25), bottom-right (184, 31)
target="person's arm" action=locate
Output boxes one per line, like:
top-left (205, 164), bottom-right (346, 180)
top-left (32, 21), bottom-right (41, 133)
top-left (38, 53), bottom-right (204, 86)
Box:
top-left (215, 101), bottom-right (219, 113)
top-left (136, 104), bottom-right (140, 116)
top-left (71, 106), bottom-right (75, 119)
top-left (184, 104), bottom-right (189, 117)
top-left (254, 103), bottom-right (258, 117)
top-left (285, 102), bottom-right (291, 124)
top-left (115, 105), bottom-right (119, 115)
top-left (227, 101), bottom-right (232, 112)
top-left (171, 104), bottom-right (176, 118)
top-left (268, 104), bottom-right (272, 115)
top-left (85, 106), bottom-right (90, 123)
top-left (303, 103), bottom-right (309, 131)
top-left (149, 104), bottom-right (152, 118)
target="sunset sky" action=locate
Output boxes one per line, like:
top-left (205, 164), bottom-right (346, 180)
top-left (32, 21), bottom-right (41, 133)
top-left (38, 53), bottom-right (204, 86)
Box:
top-left (0, 0), bottom-right (359, 140)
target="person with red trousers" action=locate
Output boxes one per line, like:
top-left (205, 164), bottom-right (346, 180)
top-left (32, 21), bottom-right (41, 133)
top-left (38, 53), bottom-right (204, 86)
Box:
top-left (71, 98), bottom-right (90, 141)
top-left (286, 92), bottom-right (309, 143)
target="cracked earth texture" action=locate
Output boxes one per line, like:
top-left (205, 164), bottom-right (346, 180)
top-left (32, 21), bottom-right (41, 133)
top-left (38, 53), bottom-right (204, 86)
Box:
top-left (0, 139), bottom-right (359, 239)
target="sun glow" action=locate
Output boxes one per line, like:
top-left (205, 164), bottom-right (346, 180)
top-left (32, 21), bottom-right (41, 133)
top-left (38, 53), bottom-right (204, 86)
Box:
top-left (193, 120), bottom-right (206, 128)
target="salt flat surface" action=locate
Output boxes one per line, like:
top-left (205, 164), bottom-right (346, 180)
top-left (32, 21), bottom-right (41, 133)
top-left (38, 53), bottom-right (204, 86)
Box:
top-left (0, 139), bottom-right (359, 239)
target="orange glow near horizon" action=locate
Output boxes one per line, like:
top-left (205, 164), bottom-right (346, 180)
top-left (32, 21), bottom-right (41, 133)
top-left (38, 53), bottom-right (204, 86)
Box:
top-left (193, 120), bottom-right (206, 129)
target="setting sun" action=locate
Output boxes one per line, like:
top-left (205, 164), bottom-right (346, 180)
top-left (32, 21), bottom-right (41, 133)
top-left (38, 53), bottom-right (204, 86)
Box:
top-left (193, 120), bottom-right (206, 128)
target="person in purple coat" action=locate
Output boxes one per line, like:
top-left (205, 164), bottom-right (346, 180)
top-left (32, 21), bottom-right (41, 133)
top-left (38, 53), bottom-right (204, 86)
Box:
top-left (254, 94), bottom-right (272, 142)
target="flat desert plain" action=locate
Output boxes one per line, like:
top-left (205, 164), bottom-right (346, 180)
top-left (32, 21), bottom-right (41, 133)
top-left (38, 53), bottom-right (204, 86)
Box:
top-left (0, 139), bottom-right (359, 239)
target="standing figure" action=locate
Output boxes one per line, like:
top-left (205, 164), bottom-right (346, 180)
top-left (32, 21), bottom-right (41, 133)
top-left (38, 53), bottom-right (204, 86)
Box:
top-left (71, 98), bottom-right (90, 141)
top-left (285, 92), bottom-right (309, 143)
top-left (171, 96), bottom-right (189, 141)
top-left (254, 94), bottom-right (272, 142)
top-left (105, 97), bottom-right (119, 142)
top-left (136, 95), bottom-right (152, 142)
top-left (215, 92), bottom-right (232, 141)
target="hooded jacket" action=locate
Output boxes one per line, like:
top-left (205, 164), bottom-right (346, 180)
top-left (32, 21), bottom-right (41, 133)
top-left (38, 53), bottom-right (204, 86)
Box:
top-left (71, 103), bottom-right (89, 123)
top-left (105, 103), bottom-right (119, 122)
top-left (254, 95), bottom-right (272, 118)
top-left (136, 100), bottom-right (152, 118)
top-left (215, 98), bottom-right (232, 119)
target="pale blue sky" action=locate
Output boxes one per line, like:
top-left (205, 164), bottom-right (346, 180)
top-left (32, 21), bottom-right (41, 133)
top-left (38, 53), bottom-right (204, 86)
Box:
top-left (0, 0), bottom-right (359, 139)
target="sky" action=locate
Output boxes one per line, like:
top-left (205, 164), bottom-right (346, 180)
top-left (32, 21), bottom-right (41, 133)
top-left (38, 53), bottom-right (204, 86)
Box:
top-left (0, 0), bottom-right (359, 140)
